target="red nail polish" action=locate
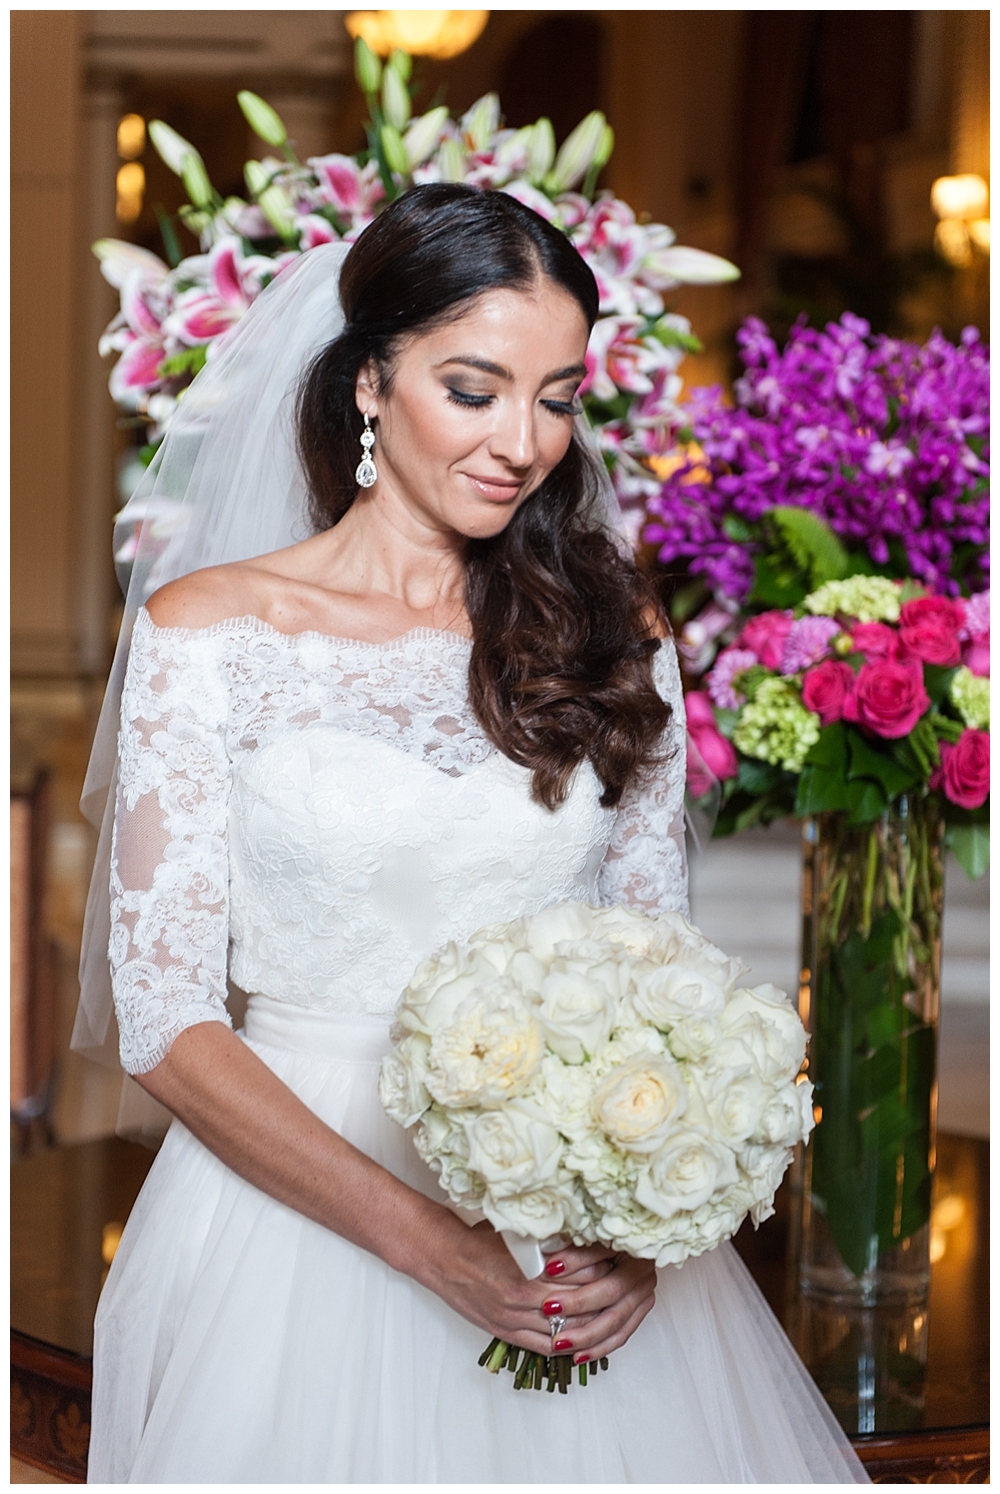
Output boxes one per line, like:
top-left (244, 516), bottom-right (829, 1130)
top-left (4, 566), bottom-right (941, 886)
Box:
top-left (554, 1338), bottom-right (574, 1352)
top-left (545, 1260), bottom-right (565, 1277)
top-left (542, 1299), bottom-right (563, 1315)
top-left (573, 1354), bottom-right (590, 1366)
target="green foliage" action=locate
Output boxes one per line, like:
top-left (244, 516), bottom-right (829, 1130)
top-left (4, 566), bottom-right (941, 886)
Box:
top-left (947, 823), bottom-right (990, 879)
top-left (158, 347), bottom-right (208, 379)
top-left (749, 507), bottom-right (849, 608)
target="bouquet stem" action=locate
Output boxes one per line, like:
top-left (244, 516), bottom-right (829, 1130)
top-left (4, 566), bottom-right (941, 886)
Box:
top-left (478, 1337), bottom-right (608, 1391)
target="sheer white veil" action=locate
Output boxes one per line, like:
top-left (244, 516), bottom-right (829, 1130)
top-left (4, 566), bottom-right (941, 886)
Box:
top-left (71, 236), bottom-right (630, 1103)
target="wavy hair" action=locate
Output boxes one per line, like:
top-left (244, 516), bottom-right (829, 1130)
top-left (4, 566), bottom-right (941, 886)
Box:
top-left (296, 184), bottom-right (671, 809)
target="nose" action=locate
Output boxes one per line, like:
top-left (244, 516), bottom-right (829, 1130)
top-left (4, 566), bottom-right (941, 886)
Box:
top-left (489, 397), bottom-right (537, 472)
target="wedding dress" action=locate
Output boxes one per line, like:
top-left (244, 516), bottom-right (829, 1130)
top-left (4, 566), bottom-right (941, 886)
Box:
top-left (88, 609), bottom-right (867, 1484)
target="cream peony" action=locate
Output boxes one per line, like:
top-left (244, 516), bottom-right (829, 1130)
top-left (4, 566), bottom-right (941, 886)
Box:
top-left (592, 1055), bottom-right (688, 1154)
top-left (464, 1107), bottom-right (562, 1195)
top-left (426, 981), bottom-right (543, 1107)
top-left (635, 1128), bottom-right (739, 1219)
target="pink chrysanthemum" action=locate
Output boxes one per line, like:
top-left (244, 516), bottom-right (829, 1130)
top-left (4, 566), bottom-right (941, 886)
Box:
top-left (780, 616), bottom-right (841, 675)
top-left (706, 648), bottom-right (758, 710)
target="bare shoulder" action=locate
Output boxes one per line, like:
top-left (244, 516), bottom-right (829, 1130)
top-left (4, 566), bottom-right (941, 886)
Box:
top-left (145, 560), bottom-right (277, 630)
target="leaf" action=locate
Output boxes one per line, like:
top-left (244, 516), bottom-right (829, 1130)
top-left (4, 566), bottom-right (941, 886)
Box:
top-left (922, 665), bottom-right (958, 708)
top-left (845, 777), bottom-right (889, 824)
top-left (846, 728), bottom-right (920, 800)
top-left (948, 823), bottom-right (990, 879)
top-left (750, 554), bottom-right (807, 608)
top-left (794, 763), bottom-right (851, 817)
top-left (735, 757), bottom-right (783, 794)
top-left (804, 722), bottom-right (848, 772)
top-left (769, 506), bottom-right (849, 587)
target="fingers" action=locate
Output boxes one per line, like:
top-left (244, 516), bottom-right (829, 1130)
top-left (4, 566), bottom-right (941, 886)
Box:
top-left (540, 1242), bottom-right (618, 1281)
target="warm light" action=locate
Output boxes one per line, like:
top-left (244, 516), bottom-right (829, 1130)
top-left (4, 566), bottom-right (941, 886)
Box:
top-left (346, 10), bottom-right (488, 59)
top-left (117, 113), bottom-right (146, 161)
top-left (102, 1221), bottom-right (124, 1265)
top-left (930, 173), bottom-right (989, 221)
top-left (116, 161), bottom-right (145, 224)
top-left (932, 1194), bottom-right (966, 1231)
top-left (969, 217), bottom-right (990, 253)
top-left (934, 218), bottom-right (971, 268)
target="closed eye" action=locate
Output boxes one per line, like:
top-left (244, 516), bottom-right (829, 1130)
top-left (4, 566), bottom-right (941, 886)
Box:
top-left (446, 388), bottom-right (493, 409)
top-left (542, 398), bottom-right (582, 417)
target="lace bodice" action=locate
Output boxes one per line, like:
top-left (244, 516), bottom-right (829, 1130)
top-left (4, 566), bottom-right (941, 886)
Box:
top-left (110, 608), bottom-right (689, 1075)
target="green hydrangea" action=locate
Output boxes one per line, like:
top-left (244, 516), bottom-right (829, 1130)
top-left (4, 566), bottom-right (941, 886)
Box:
top-left (949, 666), bottom-right (990, 730)
top-left (734, 678), bottom-right (821, 773)
top-left (803, 576), bottom-right (902, 623)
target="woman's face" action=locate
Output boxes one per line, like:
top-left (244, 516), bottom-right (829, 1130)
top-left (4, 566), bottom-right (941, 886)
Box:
top-left (355, 279), bottom-right (590, 540)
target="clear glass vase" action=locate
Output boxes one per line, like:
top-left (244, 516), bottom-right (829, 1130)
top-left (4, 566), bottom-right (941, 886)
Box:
top-left (797, 796), bottom-right (944, 1306)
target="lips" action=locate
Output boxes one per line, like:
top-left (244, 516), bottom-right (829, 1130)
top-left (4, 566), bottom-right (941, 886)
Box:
top-left (466, 474), bottom-right (524, 502)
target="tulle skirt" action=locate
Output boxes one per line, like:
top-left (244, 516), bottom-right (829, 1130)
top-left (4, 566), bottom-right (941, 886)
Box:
top-left (89, 996), bottom-right (869, 1484)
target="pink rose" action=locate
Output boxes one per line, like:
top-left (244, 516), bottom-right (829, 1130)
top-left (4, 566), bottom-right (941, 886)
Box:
top-left (850, 622), bottom-right (903, 661)
top-left (842, 659), bottom-right (931, 739)
top-left (801, 661), bottom-right (856, 726)
top-left (737, 610), bottom-right (794, 671)
top-left (685, 692), bottom-right (738, 796)
top-left (962, 630), bottom-right (990, 677)
top-left (931, 729), bottom-right (990, 809)
top-left (898, 596), bottom-right (964, 667)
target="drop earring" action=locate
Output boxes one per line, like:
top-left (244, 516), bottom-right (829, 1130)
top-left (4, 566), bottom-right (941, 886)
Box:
top-left (355, 413), bottom-right (377, 488)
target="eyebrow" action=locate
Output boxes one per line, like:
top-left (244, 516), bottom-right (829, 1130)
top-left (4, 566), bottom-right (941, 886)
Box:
top-left (437, 356), bottom-right (587, 384)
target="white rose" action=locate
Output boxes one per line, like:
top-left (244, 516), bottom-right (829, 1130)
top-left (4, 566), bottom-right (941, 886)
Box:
top-left (538, 966), bottom-right (617, 1062)
top-left (696, 1066), bottom-right (768, 1145)
top-left (633, 960), bottom-right (729, 1028)
top-left (721, 986), bottom-right (806, 1082)
top-left (398, 941), bottom-right (496, 1035)
top-left (378, 1034), bottom-right (432, 1127)
top-left (740, 1142), bottom-right (793, 1225)
top-left (592, 1055), bottom-right (688, 1154)
top-left (590, 904), bottom-right (662, 958)
top-left (426, 981), bottom-right (543, 1107)
top-left (482, 1182), bottom-right (576, 1240)
top-left (635, 1127), bottom-right (739, 1219)
top-left (753, 1078), bottom-right (813, 1147)
top-left (464, 1106), bottom-right (562, 1195)
top-left (667, 1014), bottom-right (719, 1061)
top-left (522, 901), bottom-right (596, 960)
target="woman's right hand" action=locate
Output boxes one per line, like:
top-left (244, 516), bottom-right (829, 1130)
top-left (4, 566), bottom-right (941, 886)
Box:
top-left (419, 1217), bottom-right (657, 1364)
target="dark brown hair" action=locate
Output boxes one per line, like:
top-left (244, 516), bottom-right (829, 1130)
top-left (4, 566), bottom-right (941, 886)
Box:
top-left (296, 184), bottom-right (671, 809)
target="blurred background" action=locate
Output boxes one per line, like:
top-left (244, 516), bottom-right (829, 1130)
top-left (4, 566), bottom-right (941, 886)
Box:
top-left (11, 10), bottom-right (989, 1156)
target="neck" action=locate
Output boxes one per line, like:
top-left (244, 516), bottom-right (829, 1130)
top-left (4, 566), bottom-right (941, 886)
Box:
top-left (317, 483), bottom-right (470, 625)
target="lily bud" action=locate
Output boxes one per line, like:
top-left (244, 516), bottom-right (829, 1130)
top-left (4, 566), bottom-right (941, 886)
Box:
top-left (645, 245), bottom-right (741, 286)
top-left (527, 118), bottom-right (556, 181)
top-left (436, 137), bottom-right (467, 183)
top-left (354, 36), bottom-right (382, 95)
top-left (387, 48), bottom-right (412, 83)
top-left (403, 107), bottom-right (450, 170)
top-left (258, 185), bottom-right (296, 240)
top-left (244, 159), bottom-right (268, 196)
top-left (594, 123), bottom-right (615, 170)
top-left (381, 65), bottom-right (411, 132)
top-left (548, 110), bottom-right (608, 192)
top-left (148, 120), bottom-right (198, 176)
top-left (380, 123), bottom-right (409, 176)
top-left (181, 153), bottom-right (215, 209)
top-left (92, 239), bottom-right (168, 288)
top-left (237, 91), bottom-right (288, 149)
top-left (462, 93), bottom-right (500, 152)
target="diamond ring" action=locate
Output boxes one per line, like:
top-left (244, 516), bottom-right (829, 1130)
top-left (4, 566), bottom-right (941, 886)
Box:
top-left (547, 1314), bottom-right (567, 1341)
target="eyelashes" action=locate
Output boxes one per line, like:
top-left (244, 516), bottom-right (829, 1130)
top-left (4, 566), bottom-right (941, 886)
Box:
top-left (446, 389), bottom-right (581, 417)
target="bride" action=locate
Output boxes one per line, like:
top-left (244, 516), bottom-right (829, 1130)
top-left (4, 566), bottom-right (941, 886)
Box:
top-left (81, 183), bottom-right (867, 1483)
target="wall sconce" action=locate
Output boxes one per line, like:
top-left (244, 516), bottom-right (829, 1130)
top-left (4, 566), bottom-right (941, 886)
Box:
top-left (345, 10), bottom-right (488, 60)
top-left (931, 173), bottom-right (990, 267)
top-left (117, 113), bottom-right (146, 161)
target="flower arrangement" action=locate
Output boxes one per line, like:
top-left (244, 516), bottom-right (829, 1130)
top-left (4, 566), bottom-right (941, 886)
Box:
top-left (646, 312), bottom-right (989, 605)
top-left (95, 41), bottom-right (738, 548)
top-left (685, 576), bottom-right (989, 873)
top-left (379, 899), bottom-right (812, 1391)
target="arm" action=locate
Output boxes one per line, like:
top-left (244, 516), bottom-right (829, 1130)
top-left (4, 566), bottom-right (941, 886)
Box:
top-left (597, 634), bottom-right (690, 916)
top-left (116, 606), bottom-right (650, 1358)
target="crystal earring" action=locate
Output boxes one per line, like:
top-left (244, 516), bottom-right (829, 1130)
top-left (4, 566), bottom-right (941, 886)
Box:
top-left (355, 413), bottom-right (377, 488)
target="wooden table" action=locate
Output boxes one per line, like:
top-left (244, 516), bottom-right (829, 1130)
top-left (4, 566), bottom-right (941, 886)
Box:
top-left (11, 1133), bottom-right (989, 1482)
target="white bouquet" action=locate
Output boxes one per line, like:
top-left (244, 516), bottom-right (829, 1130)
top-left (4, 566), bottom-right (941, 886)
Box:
top-left (379, 900), bottom-right (813, 1392)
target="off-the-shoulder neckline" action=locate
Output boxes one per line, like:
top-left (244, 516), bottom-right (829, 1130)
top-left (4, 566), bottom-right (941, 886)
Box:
top-left (136, 606), bottom-right (474, 650)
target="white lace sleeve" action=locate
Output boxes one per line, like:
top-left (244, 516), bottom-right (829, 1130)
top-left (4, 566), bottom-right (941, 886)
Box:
top-left (597, 637), bottom-right (689, 916)
top-left (109, 612), bottom-right (233, 1075)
